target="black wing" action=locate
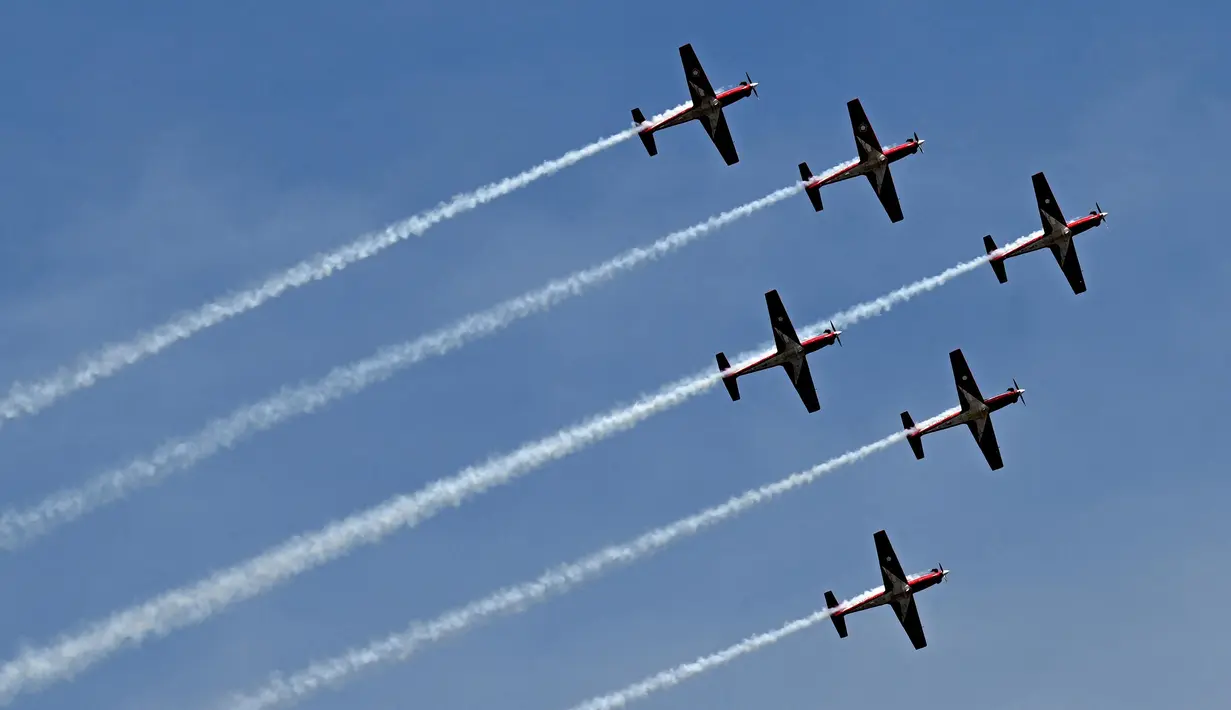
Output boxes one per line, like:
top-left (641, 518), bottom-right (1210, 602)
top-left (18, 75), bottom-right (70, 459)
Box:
top-left (679, 43), bottom-right (716, 103)
top-left (848, 98), bottom-right (884, 163)
top-left (782, 356), bottom-right (821, 413)
top-left (965, 416), bottom-right (1004, 471)
top-left (865, 167), bottom-right (904, 223)
top-left (873, 530), bottom-right (909, 593)
top-left (765, 289), bottom-right (801, 351)
top-left (1032, 171), bottom-right (1068, 235)
top-left (1049, 241), bottom-right (1087, 294)
top-left (891, 596), bottom-right (929, 650)
top-left (701, 110), bottom-right (740, 165)
top-left (949, 348), bottom-right (984, 412)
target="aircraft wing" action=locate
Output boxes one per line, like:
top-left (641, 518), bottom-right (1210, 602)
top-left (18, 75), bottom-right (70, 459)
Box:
top-left (848, 98), bottom-right (884, 163)
top-left (890, 596), bottom-right (929, 650)
top-left (873, 530), bottom-right (910, 594)
top-left (701, 111), bottom-right (740, 165)
top-left (949, 348), bottom-right (985, 412)
top-left (1049, 241), bottom-right (1087, 294)
top-left (1032, 172), bottom-right (1068, 234)
top-left (679, 43), bottom-right (716, 103)
top-left (865, 167), bottom-right (904, 223)
top-left (966, 416), bottom-right (1004, 471)
top-left (782, 356), bottom-right (821, 413)
top-left (765, 289), bottom-right (802, 351)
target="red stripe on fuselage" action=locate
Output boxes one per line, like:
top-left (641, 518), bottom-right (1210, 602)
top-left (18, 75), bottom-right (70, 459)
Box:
top-left (801, 332), bottom-right (838, 349)
top-left (994, 214), bottom-right (1104, 260)
top-left (917, 409), bottom-right (962, 434)
top-left (722, 332), bottom-right (838, 377)
top-left (640, 86), bottom-right (754, 133)
top-left (832, 570), bottom-right (944, 616)
top-left (994, 233), bottom-right (1046, 260)
top-left (806, 141), bottom-right (916, 188)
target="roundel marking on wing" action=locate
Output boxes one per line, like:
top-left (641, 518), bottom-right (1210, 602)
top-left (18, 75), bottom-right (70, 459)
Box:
top-left (859, 123), bottom-right (867, 131)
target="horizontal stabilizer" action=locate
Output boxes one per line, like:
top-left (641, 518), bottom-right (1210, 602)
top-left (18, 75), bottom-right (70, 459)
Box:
top-left (901, 411), bottom-right (925, 460)
top-left (824, 591), bottom-right (848, 638)
top-left (799, 162), bottom-right (823, 211)
top-left (716, 352), bottom-right (740, 402)
top-left (631, 108), bottom-right (658, 156)
top-left (984, 235), bottom-right (1007, 283)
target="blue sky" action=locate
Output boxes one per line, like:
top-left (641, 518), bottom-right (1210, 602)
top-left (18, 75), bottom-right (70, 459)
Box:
top-left (0, 1), bottom-right (1228, 709)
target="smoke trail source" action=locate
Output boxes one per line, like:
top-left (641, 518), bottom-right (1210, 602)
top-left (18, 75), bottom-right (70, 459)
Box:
top-left (0, 232), bottom-right (1017, 703)
top-left (0, 106), bottom-right (690, 426)
top-left (222, 431), bottom-right (914, 710)
top-left (559, 608), bottom-right (844, 710)
top-left (0, 182), bottom-right (810, 551)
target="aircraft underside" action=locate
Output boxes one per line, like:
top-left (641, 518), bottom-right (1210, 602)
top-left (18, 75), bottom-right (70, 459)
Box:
top-left (925, 409), bottom-right (983, 434)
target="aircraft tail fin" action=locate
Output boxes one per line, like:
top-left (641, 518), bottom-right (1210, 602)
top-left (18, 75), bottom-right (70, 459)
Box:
top-left (824, 591), bottom-right (848, 638)
top-left (716, 352), bottom-right (740, 402)
top-left (798, 162), bottom-right (823, 211)
top-left (984, 235), bottom-right (1008, 283)
top-left (901, 411), bottom-right (925, 460)
top-left (631, 109), bottom-right (658, 156)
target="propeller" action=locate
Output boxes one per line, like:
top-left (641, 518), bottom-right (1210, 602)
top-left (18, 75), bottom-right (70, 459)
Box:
top-left (938, 563), bottom-right (947, 580)
top-left (1095, 201), bottom-right (1107, 224)
top-left (744, 71), bottom-right (759, 97)
top-left (825, 321), bottom-right (842, 346)
top-left (1012, 378), bottom-right (1026, 405)
top-left (912, 131), bottom-right (923, 152)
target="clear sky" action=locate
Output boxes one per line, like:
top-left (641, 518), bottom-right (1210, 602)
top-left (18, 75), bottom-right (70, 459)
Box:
top-left (0, 1), bottom-right (1227, 709)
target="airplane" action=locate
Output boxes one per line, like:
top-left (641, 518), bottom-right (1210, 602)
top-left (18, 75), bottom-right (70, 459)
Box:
top-left (824, 529), bottom-right (949, 650)
top-left (900, 348), bottom-right (1025, 471)
top-left (797, 98), bottom-right (924, 223)
top-left (631, 43), bottom-right (759, 166)
top-left (715, 289), bottom-right (841, 414)
top-left (983, 171), bottom-right (1108, 294)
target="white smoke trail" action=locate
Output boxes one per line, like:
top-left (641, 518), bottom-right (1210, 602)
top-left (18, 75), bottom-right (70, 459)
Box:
top-left (825, 229), bottom-right (1041, 329)
top-left (557, 608), bottom-right (846, 710)
top-left (0, 232), bottom-right (1005, 704)
top-left (222, 430), bottom-right (917, 710)
top-left (0, 181), bottom-right (813, 551)
top-left (0, 105), bottom-right (689, 426)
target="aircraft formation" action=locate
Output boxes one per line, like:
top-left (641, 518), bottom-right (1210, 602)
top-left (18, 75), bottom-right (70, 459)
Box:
top-left (0, 37), bottom-right (1121, 710)
top-left (644, 42), bottom-right (1106, 648)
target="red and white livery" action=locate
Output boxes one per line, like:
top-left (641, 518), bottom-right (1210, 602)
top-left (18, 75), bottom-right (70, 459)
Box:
top-left (824, 529), bottom-right (949, 650)
top-left (984, 171), bottom-right (1108, 294)
top-left (900, 348), bottom-right (1025, 471)
top-left (715, 289), bottom-right (841, 414)
top-left (797, 98), bottom-right (924, 223)
top-left (631, 43), bottom-right (758, 166)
